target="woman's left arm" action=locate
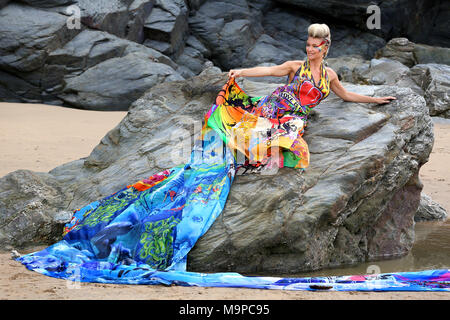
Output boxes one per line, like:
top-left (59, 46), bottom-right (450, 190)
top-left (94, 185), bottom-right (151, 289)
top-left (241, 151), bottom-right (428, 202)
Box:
top-left (327, 68), bottom-right (396, 104)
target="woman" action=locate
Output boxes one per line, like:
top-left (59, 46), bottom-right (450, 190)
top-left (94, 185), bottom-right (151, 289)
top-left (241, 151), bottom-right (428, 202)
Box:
top-left (220, 23), bottom-right (396, 171)
top-left (229, 24), bottom-right (396, 105)
top-left (16, 24), bottom-right (404, 288)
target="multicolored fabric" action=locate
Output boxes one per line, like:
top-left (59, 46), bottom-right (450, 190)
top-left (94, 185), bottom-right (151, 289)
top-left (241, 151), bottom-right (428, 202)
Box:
top-left (206, 59), bottom-right (330, 170)
top-left (18, 124), bottom-right (236, 274)
top-left (205, 78), bottom-right (305, 169)
top-left (255, 57), bottom-right (330, 119)
top-left (16, 66), bottom-right (449, 291)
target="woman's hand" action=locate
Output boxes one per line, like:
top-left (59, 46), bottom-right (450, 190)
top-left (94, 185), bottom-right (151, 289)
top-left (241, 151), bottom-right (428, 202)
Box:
top-left (228, 69), bottom-right (243, 78)
top-left (374, 96), bottom-right (397, 104)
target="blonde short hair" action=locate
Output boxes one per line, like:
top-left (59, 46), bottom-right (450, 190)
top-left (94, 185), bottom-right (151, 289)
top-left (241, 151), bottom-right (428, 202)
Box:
top-left (308, 23), bottom-right (331, 57)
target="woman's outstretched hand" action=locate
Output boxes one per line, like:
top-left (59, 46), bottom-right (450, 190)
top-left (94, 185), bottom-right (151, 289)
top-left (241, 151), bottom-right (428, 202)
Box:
top-left (228, 69), bottom-right (242, 78)
top-left (374, 96), bottom-right (397, 104)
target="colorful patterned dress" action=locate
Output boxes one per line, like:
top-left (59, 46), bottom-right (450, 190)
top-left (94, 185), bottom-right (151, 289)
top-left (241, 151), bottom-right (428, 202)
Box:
top-left (205, 58), bottom-right (330, 171)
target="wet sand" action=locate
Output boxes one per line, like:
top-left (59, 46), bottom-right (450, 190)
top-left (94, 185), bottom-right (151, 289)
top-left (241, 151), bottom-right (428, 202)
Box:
top-left (0, 102), bottom-right (448, 300)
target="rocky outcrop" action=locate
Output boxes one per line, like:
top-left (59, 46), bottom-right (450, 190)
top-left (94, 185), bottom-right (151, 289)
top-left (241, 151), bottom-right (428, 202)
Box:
top-left (0, 3), bottom-right (80, 74)
top-left (49, 29), bottom-right (184, 110)
top-left (188, 79), bottom-right (434, 273)
top-left (60, 51), bottom-right (184, 110)
top-left (0, 3), bottom-right (184, 109)
top-left (0, 170), bottom-right (72, 250)
top-left (409, 63), bottom-right (450, 118)
top-left (415, 193), bottom-right (448, 222)
top-left (188, 0), bottom-right (265, 70)
top-left (413, 44), bottom-right (450, 66)
top-left (274, 0), bottom-right (450, 47)
top-left (60, 0), bottom-right (155, 43)
top-left (1, 1), bottom-right (448, 113)
top-left (374, 38), bottom-right (417, 68)
top-left (143, 0), bottom-right (189, 58)
top-left (375, 38), bottom-right (450, 67)
top-left (0, 71), bottom-right (434, 274)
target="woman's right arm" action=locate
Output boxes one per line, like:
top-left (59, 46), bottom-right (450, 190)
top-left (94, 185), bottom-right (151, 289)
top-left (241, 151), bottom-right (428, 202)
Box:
top-left (228, 61), bottom-right (302, 78)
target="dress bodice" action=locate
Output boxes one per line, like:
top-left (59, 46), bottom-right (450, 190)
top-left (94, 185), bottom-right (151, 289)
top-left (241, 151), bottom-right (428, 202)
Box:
top-left (289, 58), bottom-right (330, 100)
top-left (254, 58), bottom-right (330, 119)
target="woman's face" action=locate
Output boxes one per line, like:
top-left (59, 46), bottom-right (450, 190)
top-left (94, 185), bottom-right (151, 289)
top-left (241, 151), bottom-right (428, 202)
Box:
top-left (306, 37), bottom-right (327, 60)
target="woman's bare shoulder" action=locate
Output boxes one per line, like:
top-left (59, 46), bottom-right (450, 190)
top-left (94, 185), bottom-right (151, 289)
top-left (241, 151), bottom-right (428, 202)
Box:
top-left (290, 60), bottom-right (304, 66)
top-left (288, 60), bottom-right (304, 72)
top-left (325, 66), bottom-right (338, 81)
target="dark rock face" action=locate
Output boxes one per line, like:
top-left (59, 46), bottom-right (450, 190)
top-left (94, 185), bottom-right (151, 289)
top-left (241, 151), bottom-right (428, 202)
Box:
top-left (274, 0), bottom-right (450, 48)
top-left (70, 0), bottom-right (154, 43)
top-left (59, 51), bottom-right (183, 110)
top-left (1, 1), bottom-right (448, 112)
top-left (0, 0), bottom-right (9, 9)
top-left (0, 71), bottom-right (434, 274)
top-left (0, 3), bottom-right (183, 109)
top-left (188, 0), bottom-right (265, 70)
top-left (366, 174), bottom-right (421, 261)
top-left (143, 0), bottom-right (189, 58)
top-left (0, 3), bottom-right (79, 73)
top-left (261, 8), bottom-right (386, 61)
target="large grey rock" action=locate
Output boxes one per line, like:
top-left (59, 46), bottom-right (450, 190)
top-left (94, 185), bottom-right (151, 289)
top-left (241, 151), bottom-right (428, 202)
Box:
top-left (0, 170), bottom-right (70, 249)
top-left (415, 193), bottom-right (448, 222)
top-left (375, 38), bottom-right (417, 67)
top-left (0, 2), bottom-right (81, 103)
top-left (174, 35), bottom-right (213, 77)
top-left (375, 38), bottom-right (450, 67)
top-left (245, 34), bottom-right (302, 67)
top-left (357, 58), bottom-right (410, 85)
top-left (409, 64), bottom-right (450, 118)
top-left (0, 72), bottom-right (434, 273)
top-left (188, 0), bottom-right (264, 70)
top-left (0, 69), bottom-right (43, 103)
top-left (59, 51), bottom-right (184, 110)
top-left (413, 44), bottom-right (450, 66)
top-left (262, 9), bottom-right (310, 51)
top-left (174, 46), bottom-right (209, 78)
top-left (0, 3), bottom-right (79, 73)
top-left (43, 29), bottom-right (178, 97)
top-left (325, 55), bottom-right (368, 83)
top-left (351, 58), bottom-right (423, 95)
top-left (274, 0), bottom-right (450, 47)
top-left (0, 19), bottom-right (183, 108)
top-left (189, 80), bottom-right (433, 273)
top-left (186, 0), bottom-right (207, 11)
top-left (143, 0), bottom-right (189, 58)
top-left (247, 0), bottom-right (273, 12)
top-left (71, 0), bottom-right (154, 43)
top-left (185, 35), bottom-right (211, 57)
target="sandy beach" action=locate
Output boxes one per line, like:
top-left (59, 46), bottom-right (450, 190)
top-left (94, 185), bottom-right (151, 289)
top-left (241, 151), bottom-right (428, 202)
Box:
top-left (0, 102), bottom-right (449, 300)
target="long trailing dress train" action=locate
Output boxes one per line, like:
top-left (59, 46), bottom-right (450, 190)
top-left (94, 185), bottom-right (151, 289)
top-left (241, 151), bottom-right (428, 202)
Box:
top-left (16, 59), bottom-right (450, 291)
